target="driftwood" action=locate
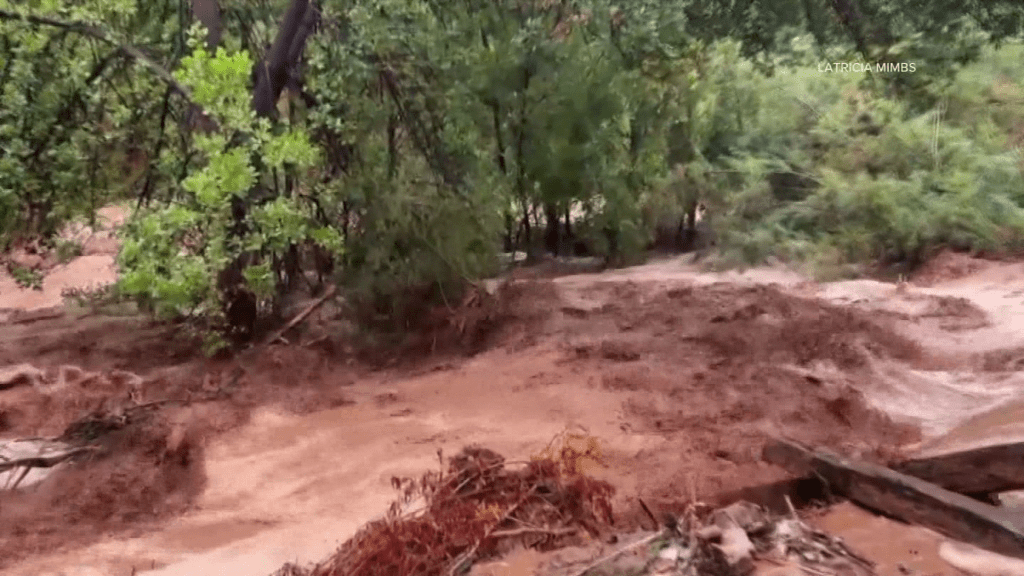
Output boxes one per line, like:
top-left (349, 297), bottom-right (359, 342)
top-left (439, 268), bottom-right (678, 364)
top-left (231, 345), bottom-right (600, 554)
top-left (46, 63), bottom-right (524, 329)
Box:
top-left (763, 438), bottom-right (1024, 560)
top-left (893, 442), bottom-right (1024, 496)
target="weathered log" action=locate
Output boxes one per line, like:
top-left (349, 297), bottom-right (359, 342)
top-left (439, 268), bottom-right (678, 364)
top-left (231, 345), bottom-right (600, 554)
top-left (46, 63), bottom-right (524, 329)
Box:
top-left (892, 442), bottom-right (1024, 496)
top-left (763, 438), bottom-right (1024, 560)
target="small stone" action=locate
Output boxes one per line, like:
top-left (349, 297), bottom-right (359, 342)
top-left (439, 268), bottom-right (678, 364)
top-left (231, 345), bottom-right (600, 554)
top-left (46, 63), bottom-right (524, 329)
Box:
top-left (714, 525), bottom-right (757, 575)
top-left (658, 545), bottom-right (681, 562)
top-left (711, 501), bottom-right (768, 531)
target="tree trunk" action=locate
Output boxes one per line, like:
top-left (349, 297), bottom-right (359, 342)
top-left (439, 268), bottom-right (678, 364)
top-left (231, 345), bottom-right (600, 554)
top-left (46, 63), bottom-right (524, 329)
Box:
top-left (564, 206), bottom-right (574, 256)
top-left (252, 0), bottom-right (319, 118)
top-left (387, 113), bottom-right (398, 179)
top-left (216, 0), bottom-right (320, 341)
top-left (504, 210), bottom-right (514, 253)
top-left (543, 202), bottom-right (561, 256)
top-left (830, 0), bottom-right (870, 56)
top-left (682, 200), bottom-right (698, 251)
top-left (520, 204), bottom-right (532, 259)
top-left (190, 0), bottom-right (222, 50)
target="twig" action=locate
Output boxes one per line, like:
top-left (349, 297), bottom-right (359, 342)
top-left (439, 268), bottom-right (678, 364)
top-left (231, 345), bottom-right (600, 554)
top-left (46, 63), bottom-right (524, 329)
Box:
top-left (0, 9), bottom-right (191, 98)
top-left (5, 465), bottom-right (31, 491)
top-left (445, 485), bottom-right (538, 576)
top-left (830, 537), bottom-right (876, 570)
top-left (447, 458), bottom-right (509, 495)
top-left (785, 495), bottom-right (799, 520)
top-left (639, 498), bottom-right (660, 530)
top-left (0, 446), bottom-right (98, 473)
top-left (489, 526), bottom-right (576, 539)
top-left (265, 284), bottom-right (337, 345)
top-left (567, 530), bottom-right (667, 576)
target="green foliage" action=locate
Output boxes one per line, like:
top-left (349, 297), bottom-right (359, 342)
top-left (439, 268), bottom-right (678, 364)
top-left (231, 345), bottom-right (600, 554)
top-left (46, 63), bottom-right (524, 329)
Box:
top-left (55, 238), bottom-right (83, 263)
top-left (5, 261), bottom-right (43, 290)
top-left (117, 36), bottom-right (327, 342)
top-left (0, 0), bottom-right (184, 246)
top-left (5, 0), bottom-right (1024, 342)
top-left (308, 0), bottom-right (695, 271)
top-left (706, 41), bottom-right (1024, 273)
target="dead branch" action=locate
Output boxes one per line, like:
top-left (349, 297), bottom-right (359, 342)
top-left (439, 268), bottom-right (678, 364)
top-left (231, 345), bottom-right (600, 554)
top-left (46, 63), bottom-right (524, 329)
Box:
top-left (566, 530), bottom-right (668, 576)
top-left (265, 284), bottom-right (337, 345)
top-left (445, 485), bottom-right (538, 576)
top-left (0, 446), bottom-right (98, 474)
top-left (489, 526), bottom-right (577, 539)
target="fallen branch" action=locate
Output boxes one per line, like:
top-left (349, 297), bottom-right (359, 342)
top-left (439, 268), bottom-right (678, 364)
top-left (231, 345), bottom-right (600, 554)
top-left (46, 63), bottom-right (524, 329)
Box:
top-left (489, 526), bottom-right (577, 539)
top-left (893, 441), bottom-right (1024, 495)
top-left (1, 445), bottom-right (99, 490)
top-left (265, 284), bottom-right (338, 346)
top-left (764, 438), bottom-right (1024, 560)
top-left (445, 485), bottom-right (538, 576)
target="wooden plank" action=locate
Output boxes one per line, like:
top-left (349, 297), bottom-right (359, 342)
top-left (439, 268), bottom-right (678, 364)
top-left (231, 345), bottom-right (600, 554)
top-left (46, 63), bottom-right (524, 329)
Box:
top-left (893, 442), bottom-right (1024, 496)
top-left (763, 438), bottom-right (1024, 560)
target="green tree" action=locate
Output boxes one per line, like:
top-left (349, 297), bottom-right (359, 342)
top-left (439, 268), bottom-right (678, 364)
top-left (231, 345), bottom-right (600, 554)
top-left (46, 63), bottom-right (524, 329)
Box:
top-left (118, 34), bottom-right (333, 351)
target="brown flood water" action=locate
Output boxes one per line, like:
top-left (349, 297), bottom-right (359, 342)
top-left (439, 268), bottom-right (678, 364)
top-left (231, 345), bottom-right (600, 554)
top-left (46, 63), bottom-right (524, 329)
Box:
top-left (8, 232), bottom-right (1024, 575)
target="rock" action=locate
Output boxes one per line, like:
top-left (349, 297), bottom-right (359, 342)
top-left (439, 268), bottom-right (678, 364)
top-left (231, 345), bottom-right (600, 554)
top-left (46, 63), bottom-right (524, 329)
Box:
top-left (711, 501), bottom-right (769, 532)
top-left (939, 540), bottom-right (1024, 576)
top-left (604, 551), bottom-right (649, 575)
top-left (714, 524), bottom-right (757, 575)
top-left (658, 545), bottom-right (682, 562)
top-left (695, 502), bottom-right (763, 574)
top-left (696, 525), bottom-right (723, 540)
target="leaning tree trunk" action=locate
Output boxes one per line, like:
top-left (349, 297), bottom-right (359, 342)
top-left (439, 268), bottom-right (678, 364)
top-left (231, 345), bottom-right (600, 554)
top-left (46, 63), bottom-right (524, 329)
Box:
top-left (252, 0), bottom-right (319, 117)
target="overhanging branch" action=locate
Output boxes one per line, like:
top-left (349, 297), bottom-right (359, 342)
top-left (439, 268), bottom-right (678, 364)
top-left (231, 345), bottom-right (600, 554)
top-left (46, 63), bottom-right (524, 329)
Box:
top-left (0, 8), bottom-right (192, 99)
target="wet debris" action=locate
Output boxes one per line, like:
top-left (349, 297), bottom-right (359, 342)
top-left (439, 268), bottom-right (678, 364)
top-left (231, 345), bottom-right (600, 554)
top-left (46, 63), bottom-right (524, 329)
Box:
top-left (764, 437), bottom-right (1024, 561)
top-left (549, 500), bottom-right (874, 576)
top-left (0, 438), bottom-right (97, 491)
top-left (267, 433), bottom-right (877, 576)
top-left (272, 431), bottom-right (616, 576)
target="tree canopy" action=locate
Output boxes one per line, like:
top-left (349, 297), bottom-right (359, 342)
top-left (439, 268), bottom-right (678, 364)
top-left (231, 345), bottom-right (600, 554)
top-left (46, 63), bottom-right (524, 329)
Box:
top-left (1, 0), bottom-right (1022, 348)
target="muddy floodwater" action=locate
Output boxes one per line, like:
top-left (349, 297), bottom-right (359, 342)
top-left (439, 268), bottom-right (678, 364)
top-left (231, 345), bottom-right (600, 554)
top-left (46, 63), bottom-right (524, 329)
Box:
top-left (5, 230), bottom-right (1024, 575)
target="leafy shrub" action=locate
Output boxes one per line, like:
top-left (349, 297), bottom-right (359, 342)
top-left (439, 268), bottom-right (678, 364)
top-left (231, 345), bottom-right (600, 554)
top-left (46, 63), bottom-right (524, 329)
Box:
top-left (117, 33), bottom-right (335, 352)
top-left (686, 40), bottom-right (1024, 273)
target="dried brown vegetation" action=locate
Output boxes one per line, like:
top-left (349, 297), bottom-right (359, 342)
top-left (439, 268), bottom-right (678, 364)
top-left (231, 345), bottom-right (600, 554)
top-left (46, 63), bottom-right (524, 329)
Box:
top-left (273, 431), bottom-right (615, 576)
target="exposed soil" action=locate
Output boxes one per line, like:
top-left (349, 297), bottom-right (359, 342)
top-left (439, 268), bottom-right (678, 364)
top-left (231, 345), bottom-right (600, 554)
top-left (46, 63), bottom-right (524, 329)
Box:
top-left (4, 228), bottom-right (1024, 574)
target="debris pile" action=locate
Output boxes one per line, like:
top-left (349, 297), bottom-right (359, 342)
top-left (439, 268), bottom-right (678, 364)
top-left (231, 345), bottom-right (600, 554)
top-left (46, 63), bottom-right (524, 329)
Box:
top-left (273, 432), bottom-right (616, 576)
top-left (543, 500), bottom-right (874, 576)
top-left (267, 435), bottom-right (882, 576)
